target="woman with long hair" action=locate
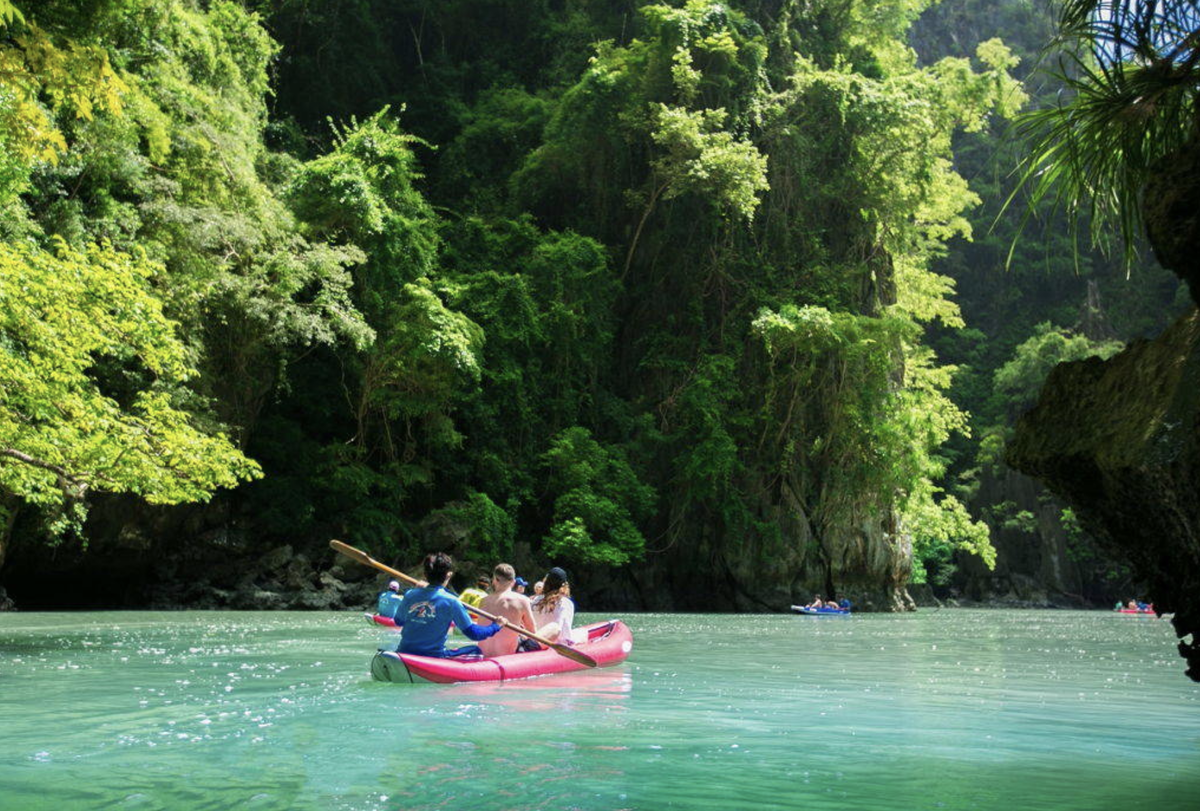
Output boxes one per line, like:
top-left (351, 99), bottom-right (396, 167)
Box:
top-left (530, 567), bottom-right (575, 646)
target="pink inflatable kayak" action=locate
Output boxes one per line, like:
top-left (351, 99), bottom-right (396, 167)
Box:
top-left (369, 620), bottom-right (633, 684)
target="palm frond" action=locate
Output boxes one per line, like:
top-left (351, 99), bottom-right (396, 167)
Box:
top-left (1006, 0), bottom-right (1200, 269)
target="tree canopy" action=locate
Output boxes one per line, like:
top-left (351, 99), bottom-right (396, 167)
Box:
top-left (3, 0), bottom-right (1176, 608)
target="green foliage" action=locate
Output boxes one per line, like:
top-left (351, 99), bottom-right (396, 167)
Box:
top-left (425, 491), bottom-right (517, 563)
top-left (290, 109), bottom-right (438, 296)
top-left (753, 304), bottom-right (993, 569)
top-left (514, 0), bottom-right (770, 243)
top-left (910, 0), bottom-right (1186, 599)
top-left (0, 2), bottom-right (23, 26)
top-left (504, 0), bottom-right (1021, 577)
top-left (439, 216), bottom-right (622, 508)
top-left (0, 0), bottom-right (1068, 595)
top-left (993, 322), bottom-right (1123, 417)
top-left (0, 11), bottom-right (126, 208)
top-left (0, 240), bottom-right (260, 532)
top-left (990, 501), bottom-right (1038, 534)
top-left (1011, 0), bottom-right (1200, 264)
top-left (370, 279), bottom-right (484, 428)
top-left (541, 427), bottom-right (656, 566)
top-left (650, 103), bottom-right (769, 220)
top-left (1060, 505), bottom-right (1133, 585)
top-left (20, 0), bottom-right (374, 436)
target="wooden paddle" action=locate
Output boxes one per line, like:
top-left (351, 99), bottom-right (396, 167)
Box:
top-left (329, 539), bottom-right (598, 668)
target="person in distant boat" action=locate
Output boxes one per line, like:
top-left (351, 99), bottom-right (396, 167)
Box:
top-left (1126, 599), bottom-right (1139, 610)
top-left (531, 567), bottom-right (576, 646)
top-left (823, 595), bottom-right (846, 611)
top-left (376, 580), bottom-right (404, 620)
top-left (514, 576), bottom-right (529, 595)
top-left (477, 564), bottom-right (538, 658)
top-left (806, 595), bottom-right (825, 609)
top-left (460, 576), bottom-right (490, 609)
top-left (394, 552), bottom-right (507, 658)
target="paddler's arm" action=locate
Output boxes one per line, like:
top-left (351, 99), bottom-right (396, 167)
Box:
top-left (519, 603), bottom-right (538, 638)
top-left (449, 598), bottom-right (504, 640)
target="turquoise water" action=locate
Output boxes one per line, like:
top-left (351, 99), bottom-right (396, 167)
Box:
top-left (1, 610), bottom-right (1198, 810)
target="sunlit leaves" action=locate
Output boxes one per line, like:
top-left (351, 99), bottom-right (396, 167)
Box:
top-left (369, 279), bottom-right (484, 424)
top-left (0, 241), bottom-right (261, 525)
top-left (993, 322), bottom-right (1124, 416)
top-left (651, 104), bottom-right (769, 220)
top-left (752, 302), bottom-right (994, 570)
top-left (0, 19), bottom-right (126, 203)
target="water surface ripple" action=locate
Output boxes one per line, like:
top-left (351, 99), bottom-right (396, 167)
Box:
top-left (1, 610), bottom-right (1197, 810)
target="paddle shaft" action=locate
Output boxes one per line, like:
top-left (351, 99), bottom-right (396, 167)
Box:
top-left (329, 540), bottom-right (597, 667)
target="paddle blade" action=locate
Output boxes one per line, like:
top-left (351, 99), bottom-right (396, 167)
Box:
top-left (330, 539), bottom-right (373, 567)
top-left (550, 643), bottom-right (599, 668)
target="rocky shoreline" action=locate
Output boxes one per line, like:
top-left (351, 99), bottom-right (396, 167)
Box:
top-left (0, 563), bottom-right (1117, 614)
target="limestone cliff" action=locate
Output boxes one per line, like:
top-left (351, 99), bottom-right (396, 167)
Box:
top-left (1008, 308), bottom-right (1200, 680)
top-left (954, 465), bottom-right (1134, 607)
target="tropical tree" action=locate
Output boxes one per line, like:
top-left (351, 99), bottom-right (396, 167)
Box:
top-left (0, 241), bottom-right (262, 540)
top-left (1014, 0), bottom-right (1200, 285)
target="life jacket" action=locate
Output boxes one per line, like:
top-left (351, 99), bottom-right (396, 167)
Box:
top-left (459, 587), bottom-right (486, 608)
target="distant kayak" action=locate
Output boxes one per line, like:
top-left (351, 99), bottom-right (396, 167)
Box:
top-left (1114, 608), bottom-right (1156, 615)
top-left (370, 619), bottom-right (633, 684)
top-left (791, 605), bottom-right (851, 616)
top-left (365, 612), bottom-right (400, 629)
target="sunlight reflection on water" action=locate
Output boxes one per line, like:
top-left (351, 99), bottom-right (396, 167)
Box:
top-left (0, 610), bottom-right (1198, 810)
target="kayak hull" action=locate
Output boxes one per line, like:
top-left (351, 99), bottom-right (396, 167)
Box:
top-left (791, 605), bottom-right (851, 616)
top-left (366, 612), bottom-right (400, 629)
top-left (370, 620), bottom-right (633, 684)
top-left (1115, 608), bottom-right (1156, 615)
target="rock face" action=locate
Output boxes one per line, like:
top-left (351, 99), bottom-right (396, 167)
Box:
top-left (1144, 137), bottom-right (1200, 305)
top-left (613, 486), bottom-right (913, 614)
top-left (0, 529), bottom-right (385, 613)
top-left (1008, 308), bottom-right (1200, 680)
top-left (955, 466), bottom-right (1133, 607)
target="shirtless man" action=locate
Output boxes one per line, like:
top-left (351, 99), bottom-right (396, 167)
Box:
top-left (477, 563), bottom-right (537, 658)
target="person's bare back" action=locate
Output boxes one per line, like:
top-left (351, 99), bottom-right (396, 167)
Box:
top-left (478, 566), bottom-right (537, 657)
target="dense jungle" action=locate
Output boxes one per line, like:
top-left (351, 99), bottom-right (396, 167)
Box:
top-left (1, 0), bottom-right (1197, 674)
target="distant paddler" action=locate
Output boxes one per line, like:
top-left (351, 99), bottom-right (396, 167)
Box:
top-left (459, 574), bottom-right (490, 622)
top-left (375, 580), bottom-right (403, 620)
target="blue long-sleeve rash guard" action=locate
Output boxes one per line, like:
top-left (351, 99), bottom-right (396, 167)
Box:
top-left (376, 590), bottom-right (404, 619)
top-left (395, 585), bottom-right (501, 657)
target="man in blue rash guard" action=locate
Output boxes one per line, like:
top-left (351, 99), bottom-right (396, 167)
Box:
top-left (395, 552), bottom-right (507, 658)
